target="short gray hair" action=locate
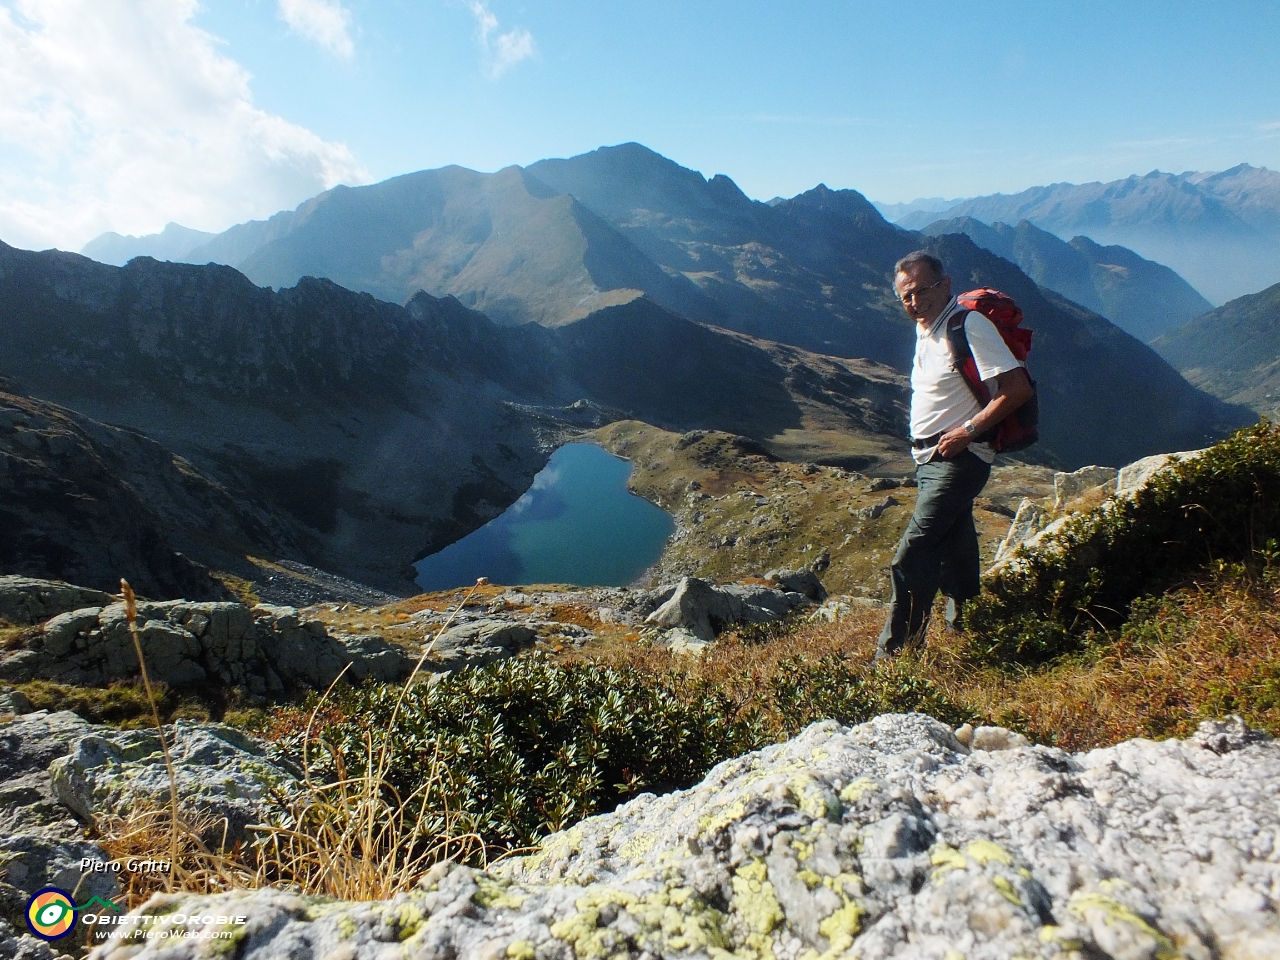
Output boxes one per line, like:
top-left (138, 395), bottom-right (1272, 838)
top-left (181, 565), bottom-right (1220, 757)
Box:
top-left (894, 251), bottom-right (944, 280)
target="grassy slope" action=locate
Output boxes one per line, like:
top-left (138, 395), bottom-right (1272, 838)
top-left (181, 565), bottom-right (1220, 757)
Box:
top-left (594, 421), bottom-right (1053, 598)
top-left (1152, 280), bottom-right (1280, 416)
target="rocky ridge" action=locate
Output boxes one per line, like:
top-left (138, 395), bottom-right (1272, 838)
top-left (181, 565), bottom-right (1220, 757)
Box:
top-left (70, 712), bottom-right (1280, 960)
top-left (0, 579), bottom-right (414, 697)
top-left (992, 449), bottom-right (1208, 570)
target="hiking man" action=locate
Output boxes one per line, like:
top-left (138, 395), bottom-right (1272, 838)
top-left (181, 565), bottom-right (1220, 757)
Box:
top-left (876, 251), bottom-right (1033, 659)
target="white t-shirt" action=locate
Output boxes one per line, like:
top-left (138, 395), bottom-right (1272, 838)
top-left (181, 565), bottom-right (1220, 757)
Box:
top-left (910, 300), bottom-right (1021, 465)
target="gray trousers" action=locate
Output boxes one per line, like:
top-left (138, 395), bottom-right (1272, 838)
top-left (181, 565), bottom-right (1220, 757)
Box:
top-left (877, 450), bottom-right (991, 657)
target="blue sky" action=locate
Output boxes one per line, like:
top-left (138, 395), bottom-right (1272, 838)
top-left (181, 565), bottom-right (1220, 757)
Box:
top-left (2, 0), bottom-right (1278, 251)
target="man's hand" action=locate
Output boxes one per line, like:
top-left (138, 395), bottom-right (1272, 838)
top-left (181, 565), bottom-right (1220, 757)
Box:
top-left (937, 426), bottom-right (972, 459)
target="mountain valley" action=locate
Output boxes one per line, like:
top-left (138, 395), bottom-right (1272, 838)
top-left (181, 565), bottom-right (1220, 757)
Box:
top-left (0, 242), bottom-right (918, 596)
top-left (11, 143), bottom-right (1256, 601)
top-left (1153, 280), bottom-right (1280, 418)
top-left (921, 216), bottom-right (1212, 341)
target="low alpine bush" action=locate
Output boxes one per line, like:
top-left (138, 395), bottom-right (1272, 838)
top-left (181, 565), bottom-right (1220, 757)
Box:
top-left (286, 655), bottom-right (769, 854)
top-left (965, 420), bottom-right (1280, 664)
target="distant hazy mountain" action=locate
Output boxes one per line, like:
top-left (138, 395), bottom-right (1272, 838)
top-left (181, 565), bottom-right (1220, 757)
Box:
top-left (922, 217), bottom-right (1212, 341)
top-left (895, 165), bottom-right (1280, 304)
top-left (80, 222), bottom-right (216, 265)
top-left (872, 197), bottom-right (963, 222)
top-left (1152, 281), bottom-right (1280, 418)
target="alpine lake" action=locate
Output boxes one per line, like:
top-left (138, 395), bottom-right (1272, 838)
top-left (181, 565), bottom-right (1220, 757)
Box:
top-left (414, 442), bottom-right (675, 591)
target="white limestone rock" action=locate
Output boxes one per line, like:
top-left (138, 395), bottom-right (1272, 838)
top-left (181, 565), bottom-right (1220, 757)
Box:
top-left (1052, 465), bottom-right (1118, 511)
top-left (1115, 448), bottom-right (1208, 498)
top-left (89, 713), bottom-right (1280, 960)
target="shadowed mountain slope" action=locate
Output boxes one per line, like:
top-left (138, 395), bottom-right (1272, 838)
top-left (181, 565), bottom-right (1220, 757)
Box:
top-left (0, 387), bottom-right (251, 599)
top-left (895, 166), bottom-right (1280, 304)
top-left (0, 243), bottom-right (912, 590)
top-left (1152, 281), bottom-right (1280, 418)
top-left (922, 217), bottom-right (1211, 342)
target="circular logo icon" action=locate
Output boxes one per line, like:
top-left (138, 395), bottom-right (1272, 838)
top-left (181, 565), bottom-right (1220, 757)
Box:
top-left (26, 888), bottom-right (77, 941)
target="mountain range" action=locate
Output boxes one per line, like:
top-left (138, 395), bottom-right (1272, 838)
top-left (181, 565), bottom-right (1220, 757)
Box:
top-left (7, 143), bottom-right (1253, 594)
top-left (920, 217), bottom-right (1212, 342)
top-left (888, 165), bottom-right (1280, 305)
top-left (69, 144), bottom-right (1252, 471)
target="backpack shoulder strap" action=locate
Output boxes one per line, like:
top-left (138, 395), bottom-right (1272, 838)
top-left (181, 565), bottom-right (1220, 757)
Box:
top-left (945, 309), bottom-right (990, 406)
top-left (945, 309), bottom-right (971, 361)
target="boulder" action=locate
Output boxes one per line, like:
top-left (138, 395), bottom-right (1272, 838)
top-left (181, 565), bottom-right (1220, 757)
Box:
top-left (88, 714), bottom-right (1280, 960)
top-left (851, 495), bottom-right (899, 521)
top-left (49, 722), bottom-right (300, 849)
top-left (763, 568), bottom-right (828, 603)
top-left (0, 576), bottom-right (114, 626)
top-left (430, 619), bottom-right (536, 672)
top-left (1052, 464), bottom-right (1118, 510)
top-left (0, 711), bottom-right (119, 952)
top-left (645, 576), bottom-right (815, 644)
top-left (337, 634), bottom-right (416, 683)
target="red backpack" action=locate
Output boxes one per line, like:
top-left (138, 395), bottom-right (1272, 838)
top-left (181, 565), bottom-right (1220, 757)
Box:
top-left (947, 288), bottom-right (1039, 452)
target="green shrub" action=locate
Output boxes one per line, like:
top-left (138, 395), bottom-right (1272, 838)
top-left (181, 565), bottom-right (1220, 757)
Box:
top-left (282, 649), bottom-right (969, 857)
top-left (771, 654), bottom-right (967, 729)
top-left (966, 420), bottom-right (1280, 664)
top-left (289, 655), bottom-right (769, 853)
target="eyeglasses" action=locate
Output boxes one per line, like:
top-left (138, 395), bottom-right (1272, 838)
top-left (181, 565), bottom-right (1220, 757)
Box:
top-left (898, 278), bottom-right (943, 304)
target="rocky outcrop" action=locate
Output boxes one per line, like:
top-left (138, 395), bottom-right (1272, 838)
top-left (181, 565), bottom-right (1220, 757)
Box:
top-left (992, 448), bottom-right (1208, 572)
top-left (0, 576), bottom-right (115, 626)
top-left (50, 722), bottom-right (299, 848)
top-left (430, 620), bottom-right (537, 672)
top-left (0, 711), bottom-right (120, 958)
top-left (641, 575), bottom-right (822, 649)
top-left (89, 713), bottom-right (1280, 960)
top-left (0, 588), bottom-right (413, 697)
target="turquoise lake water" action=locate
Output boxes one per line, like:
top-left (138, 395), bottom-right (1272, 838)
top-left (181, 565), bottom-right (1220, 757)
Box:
top-left (414, 443), bottom-right (675, 591)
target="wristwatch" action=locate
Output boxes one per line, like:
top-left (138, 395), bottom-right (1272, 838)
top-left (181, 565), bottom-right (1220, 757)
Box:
top-left (963, 420), bottom-right (977, 436)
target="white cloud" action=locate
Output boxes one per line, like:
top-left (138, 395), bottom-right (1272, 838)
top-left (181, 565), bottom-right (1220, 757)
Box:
top-left (464, 0), bottom-right (534, 80)
top-left (277, 0), bottom-right (354, 59)
top-left (0, 0), bottom-right (369, 252)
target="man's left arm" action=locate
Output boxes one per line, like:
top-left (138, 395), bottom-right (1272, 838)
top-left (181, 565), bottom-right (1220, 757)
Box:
top-left (936, 368), bottom-right (1032, 457)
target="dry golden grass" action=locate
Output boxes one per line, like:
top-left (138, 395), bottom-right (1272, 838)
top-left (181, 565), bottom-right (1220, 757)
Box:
top-left (564, 575), bottom-right (1280, 751)
top-left (90, 580), bottom-right (494, 907)
top-left (946, 577), bottom-right (1280, 750)
top-left (93, 805), bottom-right (251, 912)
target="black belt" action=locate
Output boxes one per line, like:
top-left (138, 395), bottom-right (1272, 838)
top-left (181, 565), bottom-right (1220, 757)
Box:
top-left (911, 428), bottom-right (996, 450)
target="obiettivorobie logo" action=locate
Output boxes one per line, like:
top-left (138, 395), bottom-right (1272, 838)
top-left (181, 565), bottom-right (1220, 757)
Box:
top-left (25, 889), bottom-right (121, 941)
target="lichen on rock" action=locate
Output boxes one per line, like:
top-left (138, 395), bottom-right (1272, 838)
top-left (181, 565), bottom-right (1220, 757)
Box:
top-left (80, 712), bottom-right (1280, 960)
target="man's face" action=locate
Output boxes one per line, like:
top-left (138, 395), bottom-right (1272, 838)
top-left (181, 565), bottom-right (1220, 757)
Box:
top-left (894, 265), bottom-right (951, 324)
